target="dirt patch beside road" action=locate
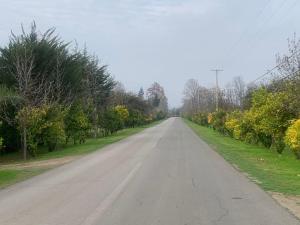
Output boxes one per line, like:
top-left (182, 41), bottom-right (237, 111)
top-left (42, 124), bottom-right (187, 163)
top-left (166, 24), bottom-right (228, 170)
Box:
top-left (0, 156), bottom-right (79, 170)
top-left (270, 192), bottom-right (300, 220)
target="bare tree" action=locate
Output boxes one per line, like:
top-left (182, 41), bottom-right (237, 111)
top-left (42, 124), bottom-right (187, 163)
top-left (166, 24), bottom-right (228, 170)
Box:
top-left (232, 76), bottom-right (246, 107)
top-left (3, 47), bottom-right (49, 160)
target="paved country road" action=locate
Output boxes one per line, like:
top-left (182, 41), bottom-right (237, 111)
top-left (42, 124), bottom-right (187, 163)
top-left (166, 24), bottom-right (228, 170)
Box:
top-left (0, 118), bottom-right (299, 225)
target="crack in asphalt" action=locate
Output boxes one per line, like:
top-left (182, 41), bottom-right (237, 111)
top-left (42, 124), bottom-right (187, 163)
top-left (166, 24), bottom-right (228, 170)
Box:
top-left (191, 178), bottom-right (196, 188)
top-left (214, 196), bottom-right (229, 225)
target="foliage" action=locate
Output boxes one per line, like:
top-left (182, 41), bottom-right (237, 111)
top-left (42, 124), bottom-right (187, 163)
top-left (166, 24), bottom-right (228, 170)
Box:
top-left (126, 109), bottom-right (145, 127)
top-left (249, 89), bottom-right (294, 153)
top-left (285, 119), bottom-right (300, 159)
top-left (114, 105), bottom-right (129, 124)
top-left (210, 111), bottom-right (226, 134)
top-left (42, 105), bottom-right (66, 151)
top-left (17, 106), bottom-right (47, 156)
top-left (225, 111), bottom-right (243, 140)
top-left (65, 102), bottom-right (90, 144)
top-left (17, 105), bottom-right (66, 155)
top-left (186, 119), bottom-right (300, 195)
top-left (99, 108), bottom-right (123, 135)
top-left (192, 112), bottom-right (208, 126)
top-left (0, 121), bottom-right (3, 152)
top-left (0, 23), bottom-right (167, 160)
top-left (183, 35), bottom-right (300, 159)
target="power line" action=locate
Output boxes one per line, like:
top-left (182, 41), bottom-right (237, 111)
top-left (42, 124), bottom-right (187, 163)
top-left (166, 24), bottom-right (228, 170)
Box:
top-left (225, 0), bottom-right (273, 60)
top-left (275, 0), bottom-right (300, 27)
top-left (226, 0), bottom-right (296, 73)
top-left (249, 49), bottom-right (300, 84)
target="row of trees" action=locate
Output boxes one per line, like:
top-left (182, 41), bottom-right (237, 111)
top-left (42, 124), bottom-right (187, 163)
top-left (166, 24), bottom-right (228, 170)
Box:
top-left (182, 36), bottom-right (300, 159)
top-left (0, 23), bottom-right (168, 160)
top-left (182, 76), bottom-right (247, 115)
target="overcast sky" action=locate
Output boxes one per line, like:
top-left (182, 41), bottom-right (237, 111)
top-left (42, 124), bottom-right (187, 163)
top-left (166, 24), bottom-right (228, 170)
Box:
top-left (0, 0), bottom-right (300, 107)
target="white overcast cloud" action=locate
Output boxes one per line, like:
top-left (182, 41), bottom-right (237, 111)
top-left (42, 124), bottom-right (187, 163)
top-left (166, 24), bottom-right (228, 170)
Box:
top-left (0, 0), bottom-right (300, 107)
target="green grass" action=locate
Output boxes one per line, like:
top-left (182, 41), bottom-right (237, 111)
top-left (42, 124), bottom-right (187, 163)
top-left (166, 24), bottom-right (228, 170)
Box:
top-left (0, 168), bottom-right (48, 189)
top-left (0, 121), bottom-right (161, 188)
top-left (185, 119), bottom-right (300, 195)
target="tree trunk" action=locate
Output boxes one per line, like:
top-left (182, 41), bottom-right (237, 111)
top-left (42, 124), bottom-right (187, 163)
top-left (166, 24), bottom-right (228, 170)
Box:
top-left (22, 127), bottom-right (27, 160)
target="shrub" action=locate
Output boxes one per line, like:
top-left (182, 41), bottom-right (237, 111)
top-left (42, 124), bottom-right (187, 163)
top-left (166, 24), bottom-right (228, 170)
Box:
top-left (249, 89), bottom-right (294, 153)
top-left (99, 108), bottom-right (124, 135)
top-left (192, 112), bottom-right (208, 126)
top-left (126, 109), bottom-right (145, 127)
top-left (17, 106), bottom-right (48, 156)
top-left (65, 103), bottom-right (90, 144)
top-left (225, 111), bottom-right (243, 139)
top-left (211, 111), bottom-right (226, 133)
top-left (0, 122), bottom-right (3, 153)
top-left (155, 111), bottom-right (167, 120)
top-left (225, 118), bottom-right (241, 139)
top-left (43, 105), bottom-right (66, 151)
top-left (17, 105), bottom-right (66, 155)
top-left (207, 113), bottom-right (213, 125)
top-left (114, 105), bottom-right (129, 125)
top-left (285, 119), bottom-right (300, 159)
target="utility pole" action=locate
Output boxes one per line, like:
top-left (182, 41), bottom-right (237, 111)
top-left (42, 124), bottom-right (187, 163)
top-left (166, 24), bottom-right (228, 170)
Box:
top-left (211, 69), bottom-right (223, 112)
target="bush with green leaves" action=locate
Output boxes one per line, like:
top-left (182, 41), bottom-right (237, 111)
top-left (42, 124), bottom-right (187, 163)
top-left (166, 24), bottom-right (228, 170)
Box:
top-left (99, 108), bottom-right (124, 135)
top-left (0, 121), bottom-right (3, 153)
top-left (42, 105), bottom-right (66, 151)
top-left (155, 111), bottom-right (167, 120)
top-left (126, 109), bottom-right (145, 127)
top-left (17, 106), bottom-right (47, 156)
top-left (65, 103), bottom-right (90, 144)
top-left (211, 111), bottom-right (227, 134)
top-left (17, 105), bottom-right (66, 155)
top-left (247, 89), bottom-right (294, 153)
top-left (192, 112), bottom-right (208, 126)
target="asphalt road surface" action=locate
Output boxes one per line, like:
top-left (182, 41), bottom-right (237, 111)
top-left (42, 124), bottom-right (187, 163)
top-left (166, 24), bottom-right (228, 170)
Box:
top-left (0, 118), bottom-right (299, 225)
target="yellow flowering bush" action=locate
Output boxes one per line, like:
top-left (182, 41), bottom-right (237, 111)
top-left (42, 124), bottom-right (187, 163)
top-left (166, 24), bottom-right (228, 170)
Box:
top-left (225, 118), bottom-right (241, 140)
top-left (207, 113), bottom-right (213, 125)
top-left (114, 105), bottom-right (129, 123)
top-left (17, 105), bottom-right (66, 155)
top-left (285, 119), bottom-right (300, 159)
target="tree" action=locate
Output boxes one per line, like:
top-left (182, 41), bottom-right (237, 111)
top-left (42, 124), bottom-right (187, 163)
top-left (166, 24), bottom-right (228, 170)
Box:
top-left (42, 105), bottom-right (66, 151)
top-left (138, 87), bottom-right (144, 99)
top-left (65, 102), bottom-right (90, 144)
top-left (147, 82), bottom-right (168, 115)
top-left (99, 108), bottom-right (123, 135)
top-left (0, 23), bottom-right (116, 158)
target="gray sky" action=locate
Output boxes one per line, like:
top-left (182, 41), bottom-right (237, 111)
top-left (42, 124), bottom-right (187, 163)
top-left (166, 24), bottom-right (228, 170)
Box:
top-left (1, 0), bottom-right (300, 107)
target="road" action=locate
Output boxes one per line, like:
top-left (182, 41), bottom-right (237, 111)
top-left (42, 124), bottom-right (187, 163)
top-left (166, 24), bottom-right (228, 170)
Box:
top-left (0, 118), bottom-right (299, 225)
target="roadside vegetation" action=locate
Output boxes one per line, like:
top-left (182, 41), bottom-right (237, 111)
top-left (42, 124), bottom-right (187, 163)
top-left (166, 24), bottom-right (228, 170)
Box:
top-left (185, 119), bottom-right (300, 195)
top-left (0, 23), bottom-right (169, 188)
top-left (0, 121), bottom-right (161, 189)
top-left (182, 36), bottom-right (300, 194)
top-left (0, 23), bottom-right (169, 163)
top-left (182, 36), bottom-right (300, 160)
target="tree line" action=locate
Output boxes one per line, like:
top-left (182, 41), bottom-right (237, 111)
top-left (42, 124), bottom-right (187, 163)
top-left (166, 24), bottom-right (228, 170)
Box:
top-left (182, 36), bottom-right (300, 159)
top-left (0, 23), bottom-right (168, 160)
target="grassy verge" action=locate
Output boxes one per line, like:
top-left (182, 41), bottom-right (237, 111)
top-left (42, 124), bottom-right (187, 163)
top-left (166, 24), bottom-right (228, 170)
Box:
top-left (0, 168), bottom-right (49, 189)
top-left (185, 119), bottom-right (300, 195)
top-left (0, 121), bottom-right (161, 188)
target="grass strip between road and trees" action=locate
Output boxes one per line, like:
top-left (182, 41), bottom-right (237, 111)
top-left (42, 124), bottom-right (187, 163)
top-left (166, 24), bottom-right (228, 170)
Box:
top-left (0, 121), bottom-right (161, 189)
top-left (185, 119), bottom-right (300, 196)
